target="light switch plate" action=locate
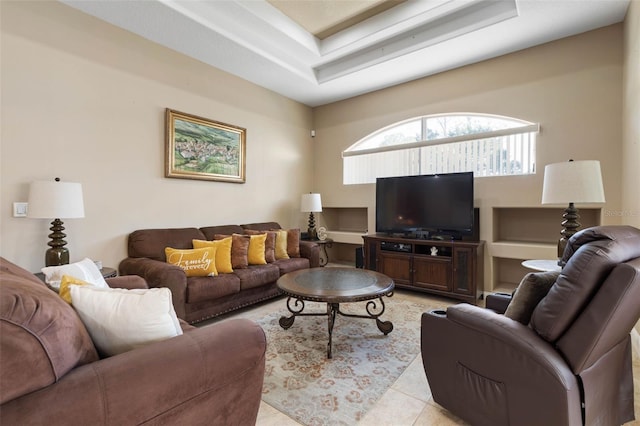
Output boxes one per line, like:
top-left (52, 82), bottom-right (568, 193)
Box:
top-left (13, 202), bottom-right (28, 217)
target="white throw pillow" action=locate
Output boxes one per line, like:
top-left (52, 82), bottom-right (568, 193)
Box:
top-left (41, 258), bottom-right (108, 290)
top-left (69, 285), bottom-right (183, 356)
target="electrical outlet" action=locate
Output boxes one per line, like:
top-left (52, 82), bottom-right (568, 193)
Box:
top-left (13, 202), bottom-right (28, 217)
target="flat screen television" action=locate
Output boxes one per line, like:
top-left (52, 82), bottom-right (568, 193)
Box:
top-left (375, 172), bottom-right (474, 239)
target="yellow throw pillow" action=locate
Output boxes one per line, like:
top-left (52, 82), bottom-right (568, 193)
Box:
top-left (165, 246), bottom-right (217, 277)
top-left (59, 275), bottom-right (92, 304)
top-left (274, 229), bottom-right (290, 260)
top-left (193, 237), bottom-right (233, 273)
top-left (245, 230), bottom-right (276, 263)
top-left (247, 233), bottom-right (267, 265)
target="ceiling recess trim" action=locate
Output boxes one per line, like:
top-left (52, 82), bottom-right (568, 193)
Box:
top-left (314, 0), bottom-right (519, 83)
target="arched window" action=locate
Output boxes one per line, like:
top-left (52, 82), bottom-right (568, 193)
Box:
top-left (342, 113), bottom-right (539, 184)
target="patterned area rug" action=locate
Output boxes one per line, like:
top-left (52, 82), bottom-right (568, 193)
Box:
top-left (258, 296), bottom-right (441, 425)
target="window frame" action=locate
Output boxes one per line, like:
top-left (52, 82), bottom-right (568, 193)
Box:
top-left (342, 113), bottom-right (539, 184)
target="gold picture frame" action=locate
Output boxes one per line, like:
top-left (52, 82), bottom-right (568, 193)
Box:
top-left (165, 109), bottom-right (246, 183)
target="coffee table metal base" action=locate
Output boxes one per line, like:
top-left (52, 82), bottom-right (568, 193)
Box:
top-left (278, 295), bottom-right (394, 359)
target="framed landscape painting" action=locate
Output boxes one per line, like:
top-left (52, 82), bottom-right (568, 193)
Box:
top-left (165, 109), bottom-right (246, 183)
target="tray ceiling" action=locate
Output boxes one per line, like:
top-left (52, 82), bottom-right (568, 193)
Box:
top-left (60, 0), bottom-right (630, 107)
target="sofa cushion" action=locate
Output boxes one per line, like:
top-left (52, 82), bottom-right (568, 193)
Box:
top-left (244, 230), bottom-right (277, 263)
top-left (186, 274), bottom-right (241, 304)
top-left (128, 228), bottom-right (206, 261)
top-left (247, 233), bottom-right (267, 265)
top-left (59, 274), bottom-right (93, 303)
top-left (504, 271), bottom-right (559, 325)
top-left (0, 258), bottom-right (99, 404)
top-left (193, 237), bottom-right (234, 274)
top-left (217, 234), bottom-right (250, 269)
top-left (69, 286), bottom-right (183, 357)
top-left (286, 228), bottom-right (301, 258)
top-left (200, 225), bottom-right (244, 240)
top-left (233, 264), bottom-right (280, 291)
top-left (274, 257), bottom-right (311, 275)
top-left (242, 222), bottom-right (281, 232)
top-left (165, 246), bottom-right (218, 277)
top-left (211, 234), bottom-right (250, 269)
top-left (273, 229), bottom-right (290, 260)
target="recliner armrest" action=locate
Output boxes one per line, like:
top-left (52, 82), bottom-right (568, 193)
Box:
top-left (421, 304), bottom-right (582, 425)
top-left (485, 292), bottom-right (512, 314)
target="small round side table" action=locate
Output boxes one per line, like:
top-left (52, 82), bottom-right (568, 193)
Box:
top-left (315, 238), bottom-right (334, 266)
top-left (521, 259), bottom-right (561, 272)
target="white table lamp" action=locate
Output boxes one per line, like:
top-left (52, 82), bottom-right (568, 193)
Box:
top-left (541, 160), bottom-right (605, 264)
top-left (28, 178), bottom-right (85, 266)
top-left (301, 193), bottom-right (322, 240)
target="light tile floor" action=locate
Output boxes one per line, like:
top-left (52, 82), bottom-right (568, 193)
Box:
top-left (208, 268), bottom-right (640, 426)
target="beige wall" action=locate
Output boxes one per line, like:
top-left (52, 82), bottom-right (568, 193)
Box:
top-left (623, 0), bottom-right (640, 229)
top-left (0, 1), bottom-right (314, 272)
top-left (0, 1), bottom-right (633, 289)
top-left (313, 24), bottom-right (623, 224)
top-left (622, 0), bottom-right (640, 340)
top-left (313, 24), bottom-right (624, 287)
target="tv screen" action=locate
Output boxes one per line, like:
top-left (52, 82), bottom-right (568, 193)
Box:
top-left (375, 172), bottom-right (474, 238)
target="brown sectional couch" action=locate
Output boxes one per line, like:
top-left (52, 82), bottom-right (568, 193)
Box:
top-left (0, 256), bottom-right (266, 425)
top-left (119, 222), bottom-right (320, 324)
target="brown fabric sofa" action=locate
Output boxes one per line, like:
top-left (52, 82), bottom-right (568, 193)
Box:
top-left (119, 222), bottom-right (320, 324)
top-left (421, 225), bottom-right (640, 426)
top-left (0, 256), bottom-right (266, 425)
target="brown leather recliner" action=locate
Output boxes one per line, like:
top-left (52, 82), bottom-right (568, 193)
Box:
top-left (421, 225), bottom-right (640, 426)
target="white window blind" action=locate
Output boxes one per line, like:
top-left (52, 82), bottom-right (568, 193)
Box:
top-left (343, 114), bottom-right (539, 185)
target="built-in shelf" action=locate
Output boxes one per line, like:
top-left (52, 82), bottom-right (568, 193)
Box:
top-left (490, 241), bottom-right (556, 260)
top-left (320, 207), bottom-right (368, 264)
top-left (489, 206), bottom-right (602, 290)
top-left (493, 207), bottom-right (601, 243)
top-left (322, 207), bottom-right (367, 234)
top-left (325, 231), bottom-right (365, 245)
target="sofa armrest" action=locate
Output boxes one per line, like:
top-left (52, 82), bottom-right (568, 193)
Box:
top-left (0, 319), bottom-right (266, 426)
top-left (421, 304), bottom-right (581, 425)
top-left (118, 257), bottom-right (187, 319)
top-left (105, 275), bottom-right (148, 290)
top-left (485, 292), bottom-right (512, 314)
top-left (299, 240), bottom-right (320, 268)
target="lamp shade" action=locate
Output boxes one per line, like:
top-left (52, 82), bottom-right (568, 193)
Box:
top-left (301, 193), bottom-right (322, 213)
top-left (541, 160), bottom-right (605, 205)
top-left (28, 181), bottom-right (85, 219)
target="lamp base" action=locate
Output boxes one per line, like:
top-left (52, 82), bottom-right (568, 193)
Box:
top-left (45, 218), bottom-right (69, 267)
top-left (557, 202), bottom-right (580, 266)
top-left (307, 212), bottom-right (318, 240)
top-left (46, 247), bottom-right (69, 267)
top-left (307, 227), bottom-right (318, 240)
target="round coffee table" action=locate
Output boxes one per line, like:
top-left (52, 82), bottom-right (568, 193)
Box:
top-left (276, 267), bottom-right (395, 358)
